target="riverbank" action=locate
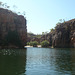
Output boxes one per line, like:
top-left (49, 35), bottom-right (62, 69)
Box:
top-left (25, 45), bottom-right (41, 48)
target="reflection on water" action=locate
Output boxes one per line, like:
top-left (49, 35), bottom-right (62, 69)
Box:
top-left (0, 48), bottom-right (75, 75)
top-left (53, 48), bottom-right (75, 75)
top-left (0, 49), bottom-right (27, 75)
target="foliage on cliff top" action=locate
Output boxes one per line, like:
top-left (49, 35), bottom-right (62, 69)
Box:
top-left (0, 1), bottom-right (26, 17)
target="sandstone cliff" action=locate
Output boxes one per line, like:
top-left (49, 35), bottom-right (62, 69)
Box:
top-left (0, 8), bottom-right (27, 48)
top-left (49, 19), bottom-right (75, 48)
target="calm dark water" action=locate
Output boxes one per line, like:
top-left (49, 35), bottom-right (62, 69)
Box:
top-left (0, 48), bottom-right (75, 75)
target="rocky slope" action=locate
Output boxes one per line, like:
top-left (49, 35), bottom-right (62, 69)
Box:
top-left (0, 8), bottom-right (27, 48)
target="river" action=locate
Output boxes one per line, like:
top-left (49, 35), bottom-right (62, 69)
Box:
top-left (0, 47), bottom-right (75, 75)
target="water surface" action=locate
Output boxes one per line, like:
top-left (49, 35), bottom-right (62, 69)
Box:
top-left (0, 48), bottom-right (75, 75)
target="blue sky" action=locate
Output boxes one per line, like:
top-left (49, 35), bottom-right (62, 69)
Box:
top-left (0, 0), bottom-right (75, 34)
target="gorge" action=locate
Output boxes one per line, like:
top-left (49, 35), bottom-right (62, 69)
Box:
top-left (0, 8), bottom-right (75, 48)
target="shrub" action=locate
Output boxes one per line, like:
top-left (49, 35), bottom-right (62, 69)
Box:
top-left (27, 42), bottom-right (30, 45)
top-left (29, 41), bottom-right (33, 46)
top-left (29, 41), bottom-right (38, 47)
top-left (32, 41), bottom-right (38, 47)
top-left (41, 40), bottom-right (49, 47)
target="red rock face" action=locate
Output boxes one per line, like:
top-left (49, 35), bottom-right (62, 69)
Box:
top-left (49, 19), bottom-right (75, 48)
top-left (0, 8), bottom-right (27, 48)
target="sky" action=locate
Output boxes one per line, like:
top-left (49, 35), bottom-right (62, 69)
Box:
top-left (0, 0), bottom-right (75, 34)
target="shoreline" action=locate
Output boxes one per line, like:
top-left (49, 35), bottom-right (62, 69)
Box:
top-left (25, 45), bottom-right (41, 48)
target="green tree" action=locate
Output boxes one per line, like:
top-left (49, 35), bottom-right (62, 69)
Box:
top-left (27, 42), bottom-right (30, 45)
top-left (50, 28), bottom-right (54, 32)
top-left (32, 41), bottom-right (38, 47)
top-left (56, 19), bottom-right (65, 26)
top-left (29, 41), bottom-right (33, 46)
top-left (41, 40), bottom-right (49, 47)
top-left (29, 41), bottom-right (38, 47)
top-left (0, 2), bottom-right (10, 9)
top-left (42, 32), bottom-right (44, 35)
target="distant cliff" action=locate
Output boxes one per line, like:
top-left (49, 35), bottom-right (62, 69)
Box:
top-left (0, 8), bottom-right (27, 48)
top-left (49, 19), bottom-right (75, 48)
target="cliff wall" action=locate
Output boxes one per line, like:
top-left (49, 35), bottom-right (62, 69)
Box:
top-left (0, 8), bottom-right (27, 48)
top-left (50, 19), bottom-right (75, 48)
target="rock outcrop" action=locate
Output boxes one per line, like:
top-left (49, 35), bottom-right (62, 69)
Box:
top-left (49, 19), bottom-right (75, 48)
top-left (0, 8), bottom-right (27, 48)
